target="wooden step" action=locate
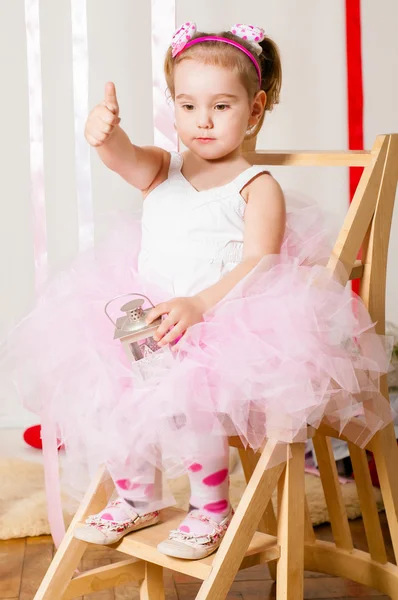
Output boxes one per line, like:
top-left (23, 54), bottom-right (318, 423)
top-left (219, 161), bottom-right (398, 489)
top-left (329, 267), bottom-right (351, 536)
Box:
top-left (112, 507), bottom-right (279, 580)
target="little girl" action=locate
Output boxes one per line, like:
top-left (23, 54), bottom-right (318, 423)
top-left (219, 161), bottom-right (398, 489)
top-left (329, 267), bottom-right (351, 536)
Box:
top-left (1, 23), bottom-right (393, 560)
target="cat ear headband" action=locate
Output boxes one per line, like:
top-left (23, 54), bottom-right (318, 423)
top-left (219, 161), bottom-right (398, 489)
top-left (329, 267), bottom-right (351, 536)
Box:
top-left (171, 23), bottom-right (265, 86)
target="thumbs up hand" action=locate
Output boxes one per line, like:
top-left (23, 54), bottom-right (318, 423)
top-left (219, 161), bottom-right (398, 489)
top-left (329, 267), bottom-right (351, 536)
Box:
top-left (85, 82), bottom-right (121, 147)
top-left (103, 81), bottom-right (119, 116)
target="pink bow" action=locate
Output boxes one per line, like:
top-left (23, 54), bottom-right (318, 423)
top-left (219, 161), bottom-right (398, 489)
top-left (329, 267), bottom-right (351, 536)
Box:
top-left (230, 24), bottom-right (265, 54)
top-left (171, 22), bottom-right (197, 57)
top-left (230, 24), bottom-right (265, 44)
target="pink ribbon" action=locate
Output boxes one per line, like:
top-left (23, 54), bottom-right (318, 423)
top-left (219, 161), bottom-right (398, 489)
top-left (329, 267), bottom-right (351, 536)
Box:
top-left (39, 1), bottom-right (178, 548)
top-left (25, 0), bottom-right (48, 291)
top-left (151, 0), bottom-right (178, 150)
top-left (34, 0), bottom-right (93, 547)
top-left (41, 414), bottom-right (66, 547)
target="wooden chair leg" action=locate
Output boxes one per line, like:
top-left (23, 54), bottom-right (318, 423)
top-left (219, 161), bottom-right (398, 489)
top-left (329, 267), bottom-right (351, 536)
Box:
top-left (276, 443), bottom-right (305, 600)
top-left (312, 435), bottom-right (353, 551)
top-left (34, 466), bottom-right (114, 600)
top-left (304, 496), bottom-right (316, 543)
top-left (139, 563), bottom-right (165, 600)
top-left (369, 421), bottom-right (398, 563)
top-left (348, 442), bottom-right (387, 563)
top-left (239, 446), bottom-right (278, 581)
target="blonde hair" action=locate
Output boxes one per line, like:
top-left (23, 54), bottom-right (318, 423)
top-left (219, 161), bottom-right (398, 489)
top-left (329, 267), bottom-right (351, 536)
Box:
top-left (164, 30), bottom-right (282, 139)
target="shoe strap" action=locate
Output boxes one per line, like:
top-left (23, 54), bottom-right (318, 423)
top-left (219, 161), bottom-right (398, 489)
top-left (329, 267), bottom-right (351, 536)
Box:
top-left (168, 510), bottom-right (233, 545)
top-left (184, 510), bottom-right (231, 534)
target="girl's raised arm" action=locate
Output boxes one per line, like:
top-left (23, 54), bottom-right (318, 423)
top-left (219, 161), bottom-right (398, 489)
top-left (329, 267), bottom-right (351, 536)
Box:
top-left (85, 81), bottom-right (169, 192)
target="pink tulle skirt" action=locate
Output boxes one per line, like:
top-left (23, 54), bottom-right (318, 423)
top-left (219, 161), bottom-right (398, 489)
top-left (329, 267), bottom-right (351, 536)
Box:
top-left (0, 201), bottom-right (394, 500)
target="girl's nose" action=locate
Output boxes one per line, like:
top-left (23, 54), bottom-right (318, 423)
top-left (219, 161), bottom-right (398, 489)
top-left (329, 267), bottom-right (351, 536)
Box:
top-left (197, 111), bottom-right (213, 129)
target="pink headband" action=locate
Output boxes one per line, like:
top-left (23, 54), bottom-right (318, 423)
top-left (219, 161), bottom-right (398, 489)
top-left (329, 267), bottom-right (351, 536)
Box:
top-left (171, 23), bottom-right (265, 87)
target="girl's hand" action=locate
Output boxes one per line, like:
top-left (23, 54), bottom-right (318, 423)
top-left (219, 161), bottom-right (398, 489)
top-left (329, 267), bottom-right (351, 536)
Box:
top-left (84, 82), bottom-right (121, 147)
top-left (146, 297), bottom-right (206, 347)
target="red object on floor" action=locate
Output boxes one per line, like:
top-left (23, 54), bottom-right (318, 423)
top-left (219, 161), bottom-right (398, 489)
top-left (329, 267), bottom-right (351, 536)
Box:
top-left (23, 424), bottom-right (43, 449)
top-left (366, 439), bottom-right (398, 488)
top-left (367, 453), bottom-right (380, 487)
top-left (23, 424), bottom-right (64, 450)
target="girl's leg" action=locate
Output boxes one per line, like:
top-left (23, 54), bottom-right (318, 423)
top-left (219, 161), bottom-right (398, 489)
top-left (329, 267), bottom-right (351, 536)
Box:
top-left (177, 434), bottom-right (231, 536)
top-left (157, 434), bottom-right (232, 559)
top-left (110, 462), bottom-right (163, 516)
top-left (73, 461), bottom-right (163, 545)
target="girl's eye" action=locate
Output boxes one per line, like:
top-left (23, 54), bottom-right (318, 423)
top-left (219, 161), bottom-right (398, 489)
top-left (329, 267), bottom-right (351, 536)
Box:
top-left (182, 104), bottom-right (194, 111)
top-left (215, 104), bottom-right (229, 111)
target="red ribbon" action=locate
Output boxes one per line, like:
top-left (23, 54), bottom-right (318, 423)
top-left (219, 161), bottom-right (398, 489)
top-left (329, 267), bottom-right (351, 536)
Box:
top-left (345, 0), bottom-right (364, 293)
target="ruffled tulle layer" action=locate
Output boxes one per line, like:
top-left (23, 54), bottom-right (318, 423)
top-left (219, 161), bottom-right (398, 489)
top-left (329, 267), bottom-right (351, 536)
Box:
top-left (0, 203), bottom-right (394, 500)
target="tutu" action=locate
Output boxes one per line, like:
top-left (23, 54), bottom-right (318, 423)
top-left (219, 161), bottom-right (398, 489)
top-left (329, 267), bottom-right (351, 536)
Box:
top-left (0, 198), bottom-right (394, 503)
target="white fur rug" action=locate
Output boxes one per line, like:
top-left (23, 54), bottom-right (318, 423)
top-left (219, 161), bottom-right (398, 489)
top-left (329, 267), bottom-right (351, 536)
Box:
top-left (0, 455), bottom-right (384, 540)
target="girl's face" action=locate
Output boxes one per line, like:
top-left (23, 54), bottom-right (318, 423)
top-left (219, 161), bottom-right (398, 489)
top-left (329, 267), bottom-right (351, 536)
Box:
top-left (174, 59), bottom-right (261, 160)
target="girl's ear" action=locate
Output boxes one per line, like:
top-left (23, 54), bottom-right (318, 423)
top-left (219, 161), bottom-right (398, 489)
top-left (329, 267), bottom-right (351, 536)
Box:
top-left (249, 90), bottom-right (267, 126)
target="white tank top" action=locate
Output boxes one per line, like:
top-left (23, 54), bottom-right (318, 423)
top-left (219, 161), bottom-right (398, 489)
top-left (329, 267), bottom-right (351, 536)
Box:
top-left (138, 151), bottom-right (270, 297)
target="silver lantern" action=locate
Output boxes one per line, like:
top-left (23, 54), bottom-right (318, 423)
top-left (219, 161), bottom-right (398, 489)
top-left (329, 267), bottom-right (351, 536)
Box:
top-left (104, 293), bottom-right (162, 363)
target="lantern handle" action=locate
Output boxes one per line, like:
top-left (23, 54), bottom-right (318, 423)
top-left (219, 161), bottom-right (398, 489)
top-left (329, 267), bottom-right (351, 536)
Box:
top-left (104, 293), bottom-right (155, 328)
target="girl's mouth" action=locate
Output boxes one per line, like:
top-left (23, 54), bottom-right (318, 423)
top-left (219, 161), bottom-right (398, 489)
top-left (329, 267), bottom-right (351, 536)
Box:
top-left (196, 138), bottom-right (215, 143)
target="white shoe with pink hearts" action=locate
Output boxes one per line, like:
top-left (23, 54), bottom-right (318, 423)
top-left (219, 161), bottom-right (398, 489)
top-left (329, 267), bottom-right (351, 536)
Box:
top-left (73, 498), bottom-right (159, 545)
top-left (157, 509), bottom-right (233, 560)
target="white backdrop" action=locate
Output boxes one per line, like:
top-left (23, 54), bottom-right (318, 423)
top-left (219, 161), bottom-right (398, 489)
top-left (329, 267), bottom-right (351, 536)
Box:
top-left (0, 0), bottom-right (397, 427)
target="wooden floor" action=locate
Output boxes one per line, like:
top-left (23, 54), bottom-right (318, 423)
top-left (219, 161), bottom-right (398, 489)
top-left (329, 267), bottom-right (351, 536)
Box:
top-left (0, 511), bottom-right (394, 599)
